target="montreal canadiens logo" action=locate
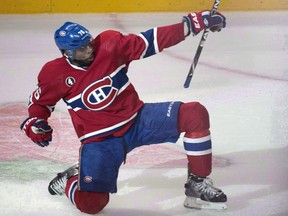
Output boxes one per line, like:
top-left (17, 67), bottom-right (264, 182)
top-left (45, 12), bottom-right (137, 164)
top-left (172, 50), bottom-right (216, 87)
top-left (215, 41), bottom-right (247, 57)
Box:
top-left (84, 176), bottom-right (93, 183)
top-left (59, 30), bottom-right (66, 36)
top-left (81, 76), bottom-right (118, 111)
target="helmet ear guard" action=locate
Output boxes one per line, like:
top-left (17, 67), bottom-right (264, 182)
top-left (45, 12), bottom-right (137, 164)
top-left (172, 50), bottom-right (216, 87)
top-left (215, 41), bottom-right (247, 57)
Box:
top-left (54, 22), bottom-right (92, 59)
top-left (62, 50), bottom-right (74, 59)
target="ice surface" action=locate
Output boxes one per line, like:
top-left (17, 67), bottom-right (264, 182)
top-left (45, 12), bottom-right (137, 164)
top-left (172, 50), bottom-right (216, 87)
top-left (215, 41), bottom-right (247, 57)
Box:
top-left (0, 11), bottom-right (287, 216)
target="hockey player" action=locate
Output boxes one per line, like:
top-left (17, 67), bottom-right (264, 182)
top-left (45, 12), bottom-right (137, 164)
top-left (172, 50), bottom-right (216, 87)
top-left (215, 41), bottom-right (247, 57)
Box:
top-left (20, 10), bottom-right (227, 214)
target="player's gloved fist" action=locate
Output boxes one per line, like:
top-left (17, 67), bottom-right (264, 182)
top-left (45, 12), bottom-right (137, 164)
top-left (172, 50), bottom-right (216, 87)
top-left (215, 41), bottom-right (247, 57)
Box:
top-left (183, 10), bottom-right (226, 36)
top-left (20, 117), bottom-right (53, 147)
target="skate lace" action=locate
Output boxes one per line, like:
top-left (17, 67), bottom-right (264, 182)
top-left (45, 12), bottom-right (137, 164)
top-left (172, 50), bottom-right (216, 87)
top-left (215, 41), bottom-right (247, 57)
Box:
top-left (51, 175), bottom-right (66, 195)
top-left (196, 179), bottom-right (222, 198)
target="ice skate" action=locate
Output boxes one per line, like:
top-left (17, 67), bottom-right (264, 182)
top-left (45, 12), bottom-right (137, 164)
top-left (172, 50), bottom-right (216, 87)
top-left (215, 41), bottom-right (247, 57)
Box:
top-left (184, 174), bottom-right (227, 210)
top-left (48, 162), bottom-right (79, 195)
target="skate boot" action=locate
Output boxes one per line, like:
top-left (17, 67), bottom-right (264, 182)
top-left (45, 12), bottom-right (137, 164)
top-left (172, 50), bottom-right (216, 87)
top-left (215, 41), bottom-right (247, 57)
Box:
top-left (48, 162), bottom-right (79, 195)
top-left (184, 174), bottom-right (227, 210)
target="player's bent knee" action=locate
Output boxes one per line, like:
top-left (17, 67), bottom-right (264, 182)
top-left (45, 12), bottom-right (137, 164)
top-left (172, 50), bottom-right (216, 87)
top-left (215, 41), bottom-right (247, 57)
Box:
top-left (178, 102), bottom-right (210, 133)
top-left (75, 191), bottom-right (109, 214)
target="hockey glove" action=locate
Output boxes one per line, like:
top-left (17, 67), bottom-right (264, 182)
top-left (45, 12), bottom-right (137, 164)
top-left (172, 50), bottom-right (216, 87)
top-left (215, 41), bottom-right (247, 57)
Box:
top-left (183, 10), bottom-right (226, 36)
top-left (20, 117), bottom-right (53, 147)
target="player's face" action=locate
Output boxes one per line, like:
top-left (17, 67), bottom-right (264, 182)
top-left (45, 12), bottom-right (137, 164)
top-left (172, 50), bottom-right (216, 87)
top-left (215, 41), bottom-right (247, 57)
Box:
top-left (73, 40), bottom-right (94, 63)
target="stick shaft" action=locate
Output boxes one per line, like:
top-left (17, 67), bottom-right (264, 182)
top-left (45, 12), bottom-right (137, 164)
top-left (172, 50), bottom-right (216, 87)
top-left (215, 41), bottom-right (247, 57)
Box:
top-left (183, 0), bottom-right (221, 88)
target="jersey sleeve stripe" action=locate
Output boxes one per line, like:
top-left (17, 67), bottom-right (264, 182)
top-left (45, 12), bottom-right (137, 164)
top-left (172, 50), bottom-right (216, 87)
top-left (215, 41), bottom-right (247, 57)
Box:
top-left (138, 33), bottom-right (149, 59)
top-left (153, 27), bottom-right (159, 53)
top-left (139, 28), bottom-right (160, 58)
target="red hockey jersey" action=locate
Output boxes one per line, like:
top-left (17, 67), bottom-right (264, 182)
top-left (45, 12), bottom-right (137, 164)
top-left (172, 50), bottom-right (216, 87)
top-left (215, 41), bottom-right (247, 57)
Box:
top-left (28, 22), bottom-right (185, 143)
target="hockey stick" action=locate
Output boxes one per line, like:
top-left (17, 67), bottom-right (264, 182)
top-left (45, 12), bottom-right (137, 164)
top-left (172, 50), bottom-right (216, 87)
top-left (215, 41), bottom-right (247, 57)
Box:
top-left (183, 0), bottom-right (221, 88)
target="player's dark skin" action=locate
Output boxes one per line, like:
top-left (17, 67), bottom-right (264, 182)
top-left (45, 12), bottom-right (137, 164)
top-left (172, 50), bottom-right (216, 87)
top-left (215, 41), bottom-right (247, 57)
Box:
top-left (65, 41), bottom-right (95, 67)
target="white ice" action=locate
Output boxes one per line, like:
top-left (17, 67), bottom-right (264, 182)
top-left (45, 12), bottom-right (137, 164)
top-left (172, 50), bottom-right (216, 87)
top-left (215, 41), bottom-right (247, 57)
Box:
top-left (0, 11), bottom-right (287, 216)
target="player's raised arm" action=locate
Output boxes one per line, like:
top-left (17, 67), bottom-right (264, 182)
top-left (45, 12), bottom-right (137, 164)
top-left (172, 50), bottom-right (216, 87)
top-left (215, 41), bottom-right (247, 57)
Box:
top-left (117, 10), bottom-right (225, 62)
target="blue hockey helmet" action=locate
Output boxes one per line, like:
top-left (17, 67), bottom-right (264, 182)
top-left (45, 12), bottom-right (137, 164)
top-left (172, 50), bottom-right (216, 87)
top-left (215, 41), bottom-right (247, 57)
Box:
top-left (54, 22), bottom-right (92, 59)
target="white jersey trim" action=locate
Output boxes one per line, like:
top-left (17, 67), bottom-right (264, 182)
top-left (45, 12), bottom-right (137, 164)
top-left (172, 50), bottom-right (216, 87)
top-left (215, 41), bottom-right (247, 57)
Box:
top-left (138, 33), bottom-right (149, 59)
top-left (79, 112), bottom-right (138, 141)
top-left (153, 27), bottom-right (159, 53)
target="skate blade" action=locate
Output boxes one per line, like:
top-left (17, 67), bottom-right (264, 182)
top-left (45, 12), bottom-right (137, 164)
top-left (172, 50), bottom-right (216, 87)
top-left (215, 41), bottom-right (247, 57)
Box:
top-left (184, 197), bottom-right (227, 210)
